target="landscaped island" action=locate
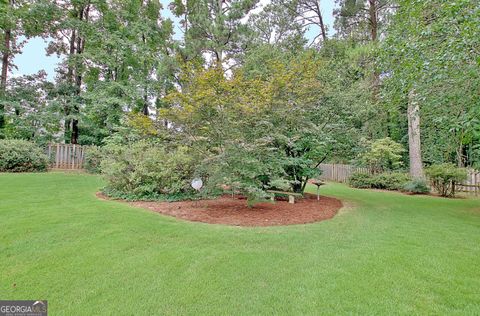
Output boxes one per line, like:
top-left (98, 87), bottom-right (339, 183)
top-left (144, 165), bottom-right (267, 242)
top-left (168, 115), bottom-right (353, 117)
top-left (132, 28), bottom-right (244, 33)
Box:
top-left (99, 192), bottom-right (342, 226)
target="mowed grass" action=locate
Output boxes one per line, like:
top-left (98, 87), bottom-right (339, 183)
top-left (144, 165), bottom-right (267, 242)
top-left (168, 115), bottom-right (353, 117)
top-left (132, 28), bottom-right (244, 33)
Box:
top-left (1, 173), bottom-right (479, 315)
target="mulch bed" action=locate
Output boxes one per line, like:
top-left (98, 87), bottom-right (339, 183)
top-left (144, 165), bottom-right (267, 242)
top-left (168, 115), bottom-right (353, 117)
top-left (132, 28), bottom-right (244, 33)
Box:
top-left (99, 193), bottom-right (342, 227)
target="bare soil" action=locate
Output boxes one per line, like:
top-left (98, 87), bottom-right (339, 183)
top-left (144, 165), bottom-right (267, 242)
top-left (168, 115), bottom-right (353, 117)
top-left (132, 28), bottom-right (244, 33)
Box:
top-left (99, 193), bottom-right (342, 227)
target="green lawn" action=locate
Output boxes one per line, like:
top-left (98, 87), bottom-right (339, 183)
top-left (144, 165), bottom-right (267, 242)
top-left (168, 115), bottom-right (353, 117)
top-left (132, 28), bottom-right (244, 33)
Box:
top-left (1, 173), bottom-right (479, 315)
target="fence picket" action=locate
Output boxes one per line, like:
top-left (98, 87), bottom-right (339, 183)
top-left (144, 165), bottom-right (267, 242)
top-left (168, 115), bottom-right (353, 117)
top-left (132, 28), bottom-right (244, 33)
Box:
top-left (318, 163), bottom-right (479, 196)
top-left (47, 143), bottom-right (88, 170)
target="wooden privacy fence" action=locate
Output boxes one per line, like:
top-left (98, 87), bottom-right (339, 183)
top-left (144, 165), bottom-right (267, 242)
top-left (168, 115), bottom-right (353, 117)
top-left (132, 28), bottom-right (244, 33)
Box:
top-left (456, 169), bottom-right (480, 195)
top-left (46, 143), bottom-right (86, 170)
top-left (318, 163), bottom-right (369, 183)
top-left (319, 163), bottom-right (480, 196)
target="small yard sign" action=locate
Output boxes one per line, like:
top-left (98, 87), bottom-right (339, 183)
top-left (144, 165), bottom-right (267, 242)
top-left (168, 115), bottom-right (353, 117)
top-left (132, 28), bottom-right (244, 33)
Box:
top-left (191, 178), bottom-right (203, 191)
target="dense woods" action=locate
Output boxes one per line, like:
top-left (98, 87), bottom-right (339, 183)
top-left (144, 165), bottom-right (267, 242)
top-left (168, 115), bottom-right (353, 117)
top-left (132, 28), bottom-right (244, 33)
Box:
top-left (0, 0), bottom-right (478, 200)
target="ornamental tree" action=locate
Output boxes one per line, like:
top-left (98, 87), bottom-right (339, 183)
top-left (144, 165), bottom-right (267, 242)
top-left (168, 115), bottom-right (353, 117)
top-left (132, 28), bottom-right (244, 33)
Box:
top-left (163, 51), bottom-right (358, 204)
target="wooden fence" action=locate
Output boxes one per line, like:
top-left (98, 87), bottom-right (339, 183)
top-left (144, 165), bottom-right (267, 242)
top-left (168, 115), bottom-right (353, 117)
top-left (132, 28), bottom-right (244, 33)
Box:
top-left (318, 163), bottom-right (369, 183)
top-left (46, 143), bottom-right (86, 170)
top-left (319, 163), bottom-right (480, 196)
top-left (456, 169), bottom-right (480, 195)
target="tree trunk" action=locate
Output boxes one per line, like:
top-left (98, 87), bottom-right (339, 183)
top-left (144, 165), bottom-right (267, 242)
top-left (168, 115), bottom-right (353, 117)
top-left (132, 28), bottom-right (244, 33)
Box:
top-left (313, 0), bottom-right (327, 41)
top-left (71, 32), bottom-right (82, 145)
top-left (66, 30), bottom-right (76, 83)
top-left (407, 89), bottom-right (424, 179)
top-left (0, 27), bottom-right (11, 131)
top-left (368, 0), bottom-right (378, 42)
top-left (64, 29), bottom-right (76, 142)
top-left (368, 1), bottom-right (380, 119)
top-left (1, 30), bottom-right (9, 90)
top-left (456, 142), bottom-right (465, 167)
top-left (214, 0), bottom-right (224, 69)
top-left (142, 92), bottom-right (149, 116)
top-left (70, 5), bottom-right (88, 144)
top-left (292, 181), bottom-right (303, 193)
top-left (141, 33), bottom-right (149, 116)
top-left (70, 120), bottom-right (79, 144)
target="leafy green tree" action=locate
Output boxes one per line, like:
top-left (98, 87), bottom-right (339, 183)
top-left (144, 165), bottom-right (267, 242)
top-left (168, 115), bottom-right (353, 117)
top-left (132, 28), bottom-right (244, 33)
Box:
top-left (78, 0), bottom-right (174, 144)
top-left (247, 0), bottom-right (305, 51)
top-left (44, 0), bottom-right (174, 145)
top-left (1, 71), bottom-right (61, 143)
top-left (45, 0), bottom-right (93, 144)
top-left (164, 51), bottom-right (360, 204)
top-left (332, 1), bottom-right (396, 139)
top-left (170, 0), bottom-right (258, 69)
top-left (334, 0), bottom-right (395, 42)
top-left (381, 0), bottom-right (480, 172)
top-left (1, 0), bottom-right (56, 134)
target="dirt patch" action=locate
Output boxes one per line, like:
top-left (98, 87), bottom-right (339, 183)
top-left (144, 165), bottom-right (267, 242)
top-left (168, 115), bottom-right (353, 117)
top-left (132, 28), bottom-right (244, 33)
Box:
top-left (98, 193), bottom-right (343, 226)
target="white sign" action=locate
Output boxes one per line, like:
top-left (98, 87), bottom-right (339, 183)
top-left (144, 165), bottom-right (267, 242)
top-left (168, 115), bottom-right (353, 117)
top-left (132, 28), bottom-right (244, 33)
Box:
top-left (191, 178), bottom-right (203, 191)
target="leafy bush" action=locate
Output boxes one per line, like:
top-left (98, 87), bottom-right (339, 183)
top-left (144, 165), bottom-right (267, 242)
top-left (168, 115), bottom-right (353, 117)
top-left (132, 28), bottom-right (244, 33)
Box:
top-left (425, 163), bottom-right (467, 197)
top-left (372, 172), bottom-right (410, 190)
top-left (83, 146), bottom-right (103, 174)
top-left (0, 139), bottom-right (49, 172)
top-left (349, 171), bottom-right (410, 191)
top-left (349, 172), bottom-right (373, 188)
top-left (100, 142), bottom-right (195, 199)
top-left (403, 179), bottom-right (430, 194)
top-left (358, 137), bottom-right (405, 173)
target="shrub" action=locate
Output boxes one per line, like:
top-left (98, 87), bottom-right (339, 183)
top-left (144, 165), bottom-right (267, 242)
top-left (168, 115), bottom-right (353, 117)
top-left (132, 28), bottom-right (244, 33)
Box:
top-left (349, 171), bottom-right (410, 191)
top-left (349, 172), bottom-right (373, 188)
top-left (100, 142), bottom-right (195, 199)
top-left (83, 146), bottom-right (103, 174)
top-left (0, 139), bottom-right (49, 172)
top-left (403, 179), bottom-right (430, 194)
top-left (425, 163), bottom-right (467, 197)
top-left (358, 137), bottom-right (405, 173)
top-left (371, 172), bottom-right (410, 190)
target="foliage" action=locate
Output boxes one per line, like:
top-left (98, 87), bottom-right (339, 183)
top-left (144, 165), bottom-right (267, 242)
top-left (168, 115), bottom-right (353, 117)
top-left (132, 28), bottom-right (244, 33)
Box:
top-left (34, 0), bottom-right (175, 144)
top-left (0, 139), bottom-right (48, 172)
top-left (358, 137), bottom-right (405, 173)
top-left (247, 0), bottom-right (306, 51)
top-left (348, 172), bottom-right (373, 189)
top-left (83, 145), bottom-right (103, 174)
top-left (425, 163), bottom-right (468, 197)
top-left (100, 141), bottom-right (195, 199)
top-left (1, 72), bottom-right (61, 144)
top-left (349, 171), bottom-right (410, 191)
top-left (98, 112), bottom-right (171, 147)
top-left (402, 179), bottom-right (430, 194)
top-left (334, 0), bottom-right (394, 42)
top-left (163, 53), bottom-right (356, 205)
top-left (381, 0), bottom-right (480, 168)
top-left (2, 0), bottom-right (480, 204)
top-left (372, 172), bottom-right (410, 191)
top-left (0, 0), bottom-right (56, 134)
top-left (170, 0), bottom-right (257, 67)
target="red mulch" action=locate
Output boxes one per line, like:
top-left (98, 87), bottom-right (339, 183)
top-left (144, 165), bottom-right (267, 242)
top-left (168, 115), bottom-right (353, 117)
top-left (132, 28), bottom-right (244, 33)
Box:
top-left (99, 193), bottom-right (342, 227)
